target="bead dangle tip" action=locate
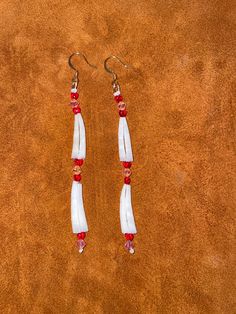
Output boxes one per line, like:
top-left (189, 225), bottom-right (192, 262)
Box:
top-left (125, 233), bottom-right (135, 254)
top-left (77, 239), bottom-right (86, 253)
top-left (76, 232), bottom-right (87, 253)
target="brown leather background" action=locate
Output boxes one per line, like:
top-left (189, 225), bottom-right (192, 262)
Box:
top-left (0, 1), bottom-right (235, 313)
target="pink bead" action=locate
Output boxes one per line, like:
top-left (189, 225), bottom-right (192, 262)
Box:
top-left (118, 102), bottom-right (126, 110)
top-left (71, 92), bottom-right (79, 100)
top-left (73, 166), bottom-right (82, 175)
top-left (76, 239), bottom-right (86, 253)
top-left (114, 95), bottom-right (123, 103)
top-left (70, 100), bottom-right (79, 108)
top-left (72, 107), bottom-right (81, 114)
top-left (125, 240), bottom-right (135, 254)
top-left (123, 168), bottom-right (132, 177)
top-left (119, 110), bottom-right (127, 117)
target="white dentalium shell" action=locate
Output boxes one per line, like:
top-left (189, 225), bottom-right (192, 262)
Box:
top-left (71, 181), bottom-right (88, 233)
top-left (71, 113), bottom-right (86, 160)
top-left (118, 117), bottom-right (133, 162)
top-left (120, 184), bottom-right (137, 234)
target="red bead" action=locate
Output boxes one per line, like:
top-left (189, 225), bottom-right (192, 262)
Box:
top-left (129, 234), bottom-right (134, 241)
top-left (123, 161), bottom-right (132, 168)
top-left (72, 107), bottom-right (81, 114)
top-left (124, 177), bottom-right (131, 184)
top-left (74, 159), bottom-right (84, 166)
top-left (125, 233), bottom-right (134, 241)
top-left (119, 110), bottom-right (127, 117)
top-left (74, 174), bottom-right (81, 181)
top-left (77, 232), bottom-right (86, 240)
top-left (114, 95), bottom-right (123, 103)
top-left (71, 92), bottom-right (79, 100)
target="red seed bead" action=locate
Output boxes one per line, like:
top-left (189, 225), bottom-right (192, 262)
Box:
top-left (124, 177), bottom-right (131, 184)
top-left (119, 109), bottom-right (127, 117)
top-left (123, 161), bottom-right (132, 168)
top-left (73, 107), bottom-right (81, 114)
top-left (125, 233), bottom-right (134, 241)
top-left (74, 159), bottom-right (84, 166)
top-left (125, 233), bottom-right (130, 240)
top-left (71, 92), bottom-right (79, 100)
top-left (74, 174), bottom-right (82, 181)
top-left (77, 232), bottom-right (86, 240)
top-left (129, 234), bottom-right (134, 241)
top-left (114, 95), bottom-right (123, 103)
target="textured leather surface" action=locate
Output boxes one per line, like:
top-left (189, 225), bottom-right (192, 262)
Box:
top-left (0, 1), bottom-right (235, 313)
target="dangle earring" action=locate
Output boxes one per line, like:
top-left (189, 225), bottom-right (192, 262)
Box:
top-left (104, 56), bottom-right (137, 254)
top-left (68, 52), bottom-right (97, 253)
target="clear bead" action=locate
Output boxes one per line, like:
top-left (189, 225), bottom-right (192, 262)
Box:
top-left (73, 166), bottom-right (82, 175)
top-left (70, 100), bottom-right (79, 107)
top-left (76, 239), bottom-right (86, 253)
top-left (118, 102), bottom-right (126, 110)
top-left (125, 240), bottom-right (135, 254)
top-left (123, 168), bottom-right (132, 177)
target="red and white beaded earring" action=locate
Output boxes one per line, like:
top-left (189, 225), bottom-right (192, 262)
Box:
top-left (104, 56), bottom-right (137, 254)
top-left (68, 52), bottom-right (97, 253)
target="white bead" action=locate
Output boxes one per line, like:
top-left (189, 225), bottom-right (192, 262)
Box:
top-left (129, 248), bottom-right (135, 254)
top-left (71, 87), bottom-right (77, 93)
top-left (113, 90), bottom-right (121, 96)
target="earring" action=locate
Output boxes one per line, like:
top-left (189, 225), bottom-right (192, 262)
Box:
top-left (104, 56), bottom-right (137, 254)
top-left (68, 52), bottom-right (97, 253)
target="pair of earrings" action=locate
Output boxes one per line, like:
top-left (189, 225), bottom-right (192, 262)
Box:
top-left (67, 52), bottom-right (137, 254)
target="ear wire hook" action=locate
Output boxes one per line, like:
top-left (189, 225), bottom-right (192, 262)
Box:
top-left (68, 52), bottom-right (97, 88)
top-left (104, 55), bottom-right (130, 91)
